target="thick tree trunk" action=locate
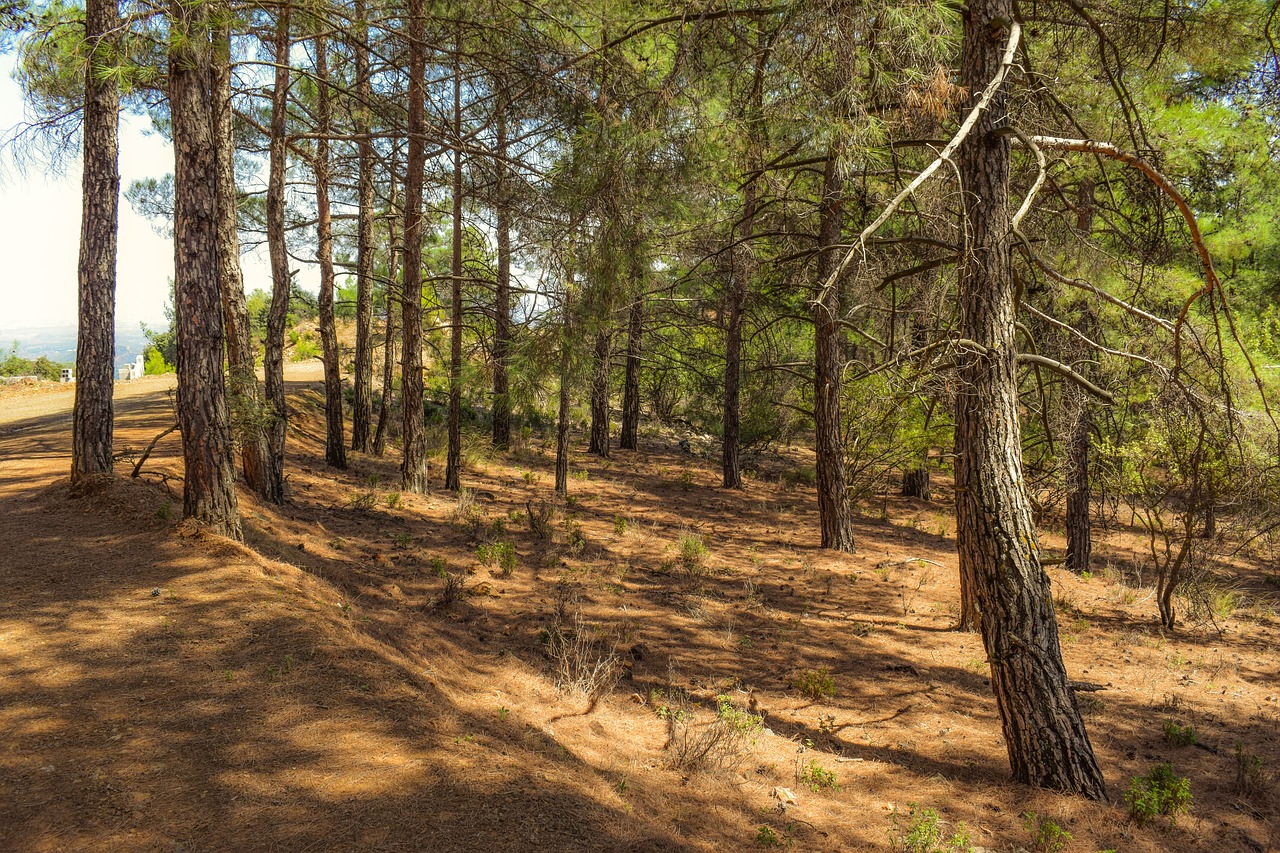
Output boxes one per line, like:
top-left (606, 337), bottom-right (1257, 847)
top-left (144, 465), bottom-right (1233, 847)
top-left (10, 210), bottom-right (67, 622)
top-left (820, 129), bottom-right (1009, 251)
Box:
top-left (373, 176), bottom-right (400, 457)
top-left (71, 0), bottom-right (119, 487)
top-left (492, 109), bottom-right (512, 451)
top-left (169, 0), bottom-right (242, 540)
top-left (313, 33), bottom-right (347, 470)
top-left (445, 47), bottom-right (464, 492)
top-left (588, 329), bottom-right (611, 457)
top-left (349, 0), bottom-right (375, 453)
top-left (400, 0), bottom-right (429, 493)
top-left (955, 0), bottom-right (1105, 798)
top-left (213, 7), bottom-right (278, 503)
top-left (814, 153), bottom-right (854, 552)
top-left (902, 465), bottom-right (931, 501)
top-left (620, 277), bottom-right (643, 451)
top-left (263, 5), bottom-right (291, 501)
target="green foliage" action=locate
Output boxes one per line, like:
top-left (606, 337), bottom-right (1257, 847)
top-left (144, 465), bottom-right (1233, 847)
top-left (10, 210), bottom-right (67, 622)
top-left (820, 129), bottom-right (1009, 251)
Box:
top-left (887, 804), bottom-right (972, 853)
top-left (798, 759), bottom-right (839, 792)
top-left (791, 668), bottom-right (836, 701)
top-left (1161, 720), bottom-right (1197, 747)
top-left (0, 350), bottom-right (64, 380)
top-left (476, 540), bottom-right (517, 575)
top-left (1124, 763), bottom-right (1192, 826)
top-left (1022, 813), bottom-right (1072, 853)
top-left (670, 530), bottom-right (708, 575)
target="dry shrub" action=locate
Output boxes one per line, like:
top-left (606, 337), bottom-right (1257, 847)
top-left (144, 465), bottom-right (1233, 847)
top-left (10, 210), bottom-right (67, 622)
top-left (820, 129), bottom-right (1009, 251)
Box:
top-left (526, 499), bottom-right (555, 542)
top-left (664, 696), bottom-right (760, 775)
top-left (547, 609), bottom-right (621, 701)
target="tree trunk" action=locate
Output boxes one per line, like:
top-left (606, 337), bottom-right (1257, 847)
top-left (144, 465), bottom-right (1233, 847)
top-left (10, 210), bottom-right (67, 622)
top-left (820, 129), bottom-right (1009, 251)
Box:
top-left (213, 5), bottom-right (278, 503)
top-left (373, 175), bottom-right (401, 457)
top-left (620, 272), bottom-right (643, 451)
top-left (492, 108), bottom-right (512, 451)
top-left (400, 0), bottom-right (428, 493)
top-left (955, 0), bottom-right (1105, 797)
top-left (313, 32), bottom-right (347, 470)
top-left (263, 4), bottom-right (291, 501)
top-left (445, 42), bottom-right (464, 492)
top-left (721, 52), bottom-right (764, 489)
top-left (71, 0), bottom-right (119, 487)
top-left (814, 153), bottom-right (854, 552)
top-left (169, 0), bottom-right (242, 540)
top-left (588, 329), bottom-right (611, 457)
top-left (555, 284), bottom-right (572, 496)
top-left (902, 465), bottom-right (931, 501)
top-left (349, 0), bottom-right (375, 453)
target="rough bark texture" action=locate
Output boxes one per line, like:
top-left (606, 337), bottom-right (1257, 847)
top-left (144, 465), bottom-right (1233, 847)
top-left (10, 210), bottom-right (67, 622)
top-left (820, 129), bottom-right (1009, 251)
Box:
top-left (71, 0), bottom-right (119, 487)
top-left (588, 329), bottom-right (612, 457)
top-left (491, 109), bottom-right (512, 451)
top-left (400, 0), bottom-right (429, 493)
top-left (213, 7), bottom-right (279, 503)
top-left (902, 465), bottom-right (932, 501)
top-left (955, 0), bottom-right (1105, 798)
top-left (373, 177), bottom-right (401, 457)
top-left (349, 0), bottom-right (375, 453)
top-left (814, 154), bottom-right (854, 552)
top-left (1064, 305), bottom-right (1095, 572)
top-left (263, 5), bottom-right (291, 501)
top-left (445, 50), bottom-right (464, 492)
top-left (313, 33), bottom-right (347, 470)
top-left (620, 282), bottom-right (643, 451)
top-left (169, 0), bottom-right (242, 540)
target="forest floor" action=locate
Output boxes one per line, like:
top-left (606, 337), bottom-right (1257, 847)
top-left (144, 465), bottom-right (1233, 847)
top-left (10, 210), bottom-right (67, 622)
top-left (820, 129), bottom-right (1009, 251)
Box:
top-left (1, 366), bottom-right (1278, 852)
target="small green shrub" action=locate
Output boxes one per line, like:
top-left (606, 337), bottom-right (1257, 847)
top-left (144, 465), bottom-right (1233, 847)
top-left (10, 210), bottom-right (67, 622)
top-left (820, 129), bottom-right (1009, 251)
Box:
top-left (887, 804), bottom-right (972, 853)
top-left (755, 826), bottom-right (785, 848)
top-left (385, 492), bottom-right (402, 509)
top-left (798, 759), bottom-right (839, 792)
top-left (1162, 720), bottom-right (1197, 747)
top-left (792, 668), bottom-right (836, 701)
top-left (1022, 812), bottom-right (1072, 853)
top-left (613, 514), bottom-right (628, 536)
top-left (673, 530), bottom-right (709, 575)
top-left (346, 491), bottom-right (377, 510)
top-left (1234, 741), bottom-right (1271, 800)
top-left (1124, 763), bottom-right (1192, 826)
top-left (477, 540), bottom-right (517, 575)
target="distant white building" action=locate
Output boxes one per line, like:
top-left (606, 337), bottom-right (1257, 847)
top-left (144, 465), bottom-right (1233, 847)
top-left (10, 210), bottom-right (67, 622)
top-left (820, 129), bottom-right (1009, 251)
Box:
top-left (59, 368), bottom-right (73, 383)
top-left (118, 354), bottom-right (145, 381)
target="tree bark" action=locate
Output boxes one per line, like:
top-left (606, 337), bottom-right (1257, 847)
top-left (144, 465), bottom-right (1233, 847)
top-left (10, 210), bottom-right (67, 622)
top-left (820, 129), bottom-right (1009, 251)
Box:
top-left (955, 0), bottom-right (1105, 797)
top-left (492, 107), bottom-right (513, 451)
top-left (313, 31), bottom-right (347, 470)
top-left (349, 0), bottom-right (375, 453)
top-left (263, 4), bottom-right (291, 501)
top-left (1064, 305), bottom-right (1095, 572)
top-left (814, 153), bottom-right (854, 552)
top-left (445, 38), bottom-right (464, 492)
top-left (213, 4), bottom-right (278, 503)
top-left (555, 282), bottom-right (572, 496)
top-left (619, 264), bottom-right (643, 451)
top-left (588, 329), bottom-right (611, 457)
top-left (71, 0), bottom-right (119, 487)
top-left (902, 465), bottom-right (931, 501)
top-left (373, 174), bottom-right (400, 457)
top-left (400, 0), bottom-right (429, 493)
top-left (169, 0), bottom-right (242, 540)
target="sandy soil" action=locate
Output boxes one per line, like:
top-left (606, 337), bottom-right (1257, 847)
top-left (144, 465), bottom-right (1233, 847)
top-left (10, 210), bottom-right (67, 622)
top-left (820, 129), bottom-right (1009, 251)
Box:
top-left (0, 370), bottom-right (1276, 852)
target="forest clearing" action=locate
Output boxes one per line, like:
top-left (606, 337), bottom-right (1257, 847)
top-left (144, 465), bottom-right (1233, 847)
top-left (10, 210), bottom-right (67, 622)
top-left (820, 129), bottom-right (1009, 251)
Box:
top-left (1, 367), bottom-right (1277, 852)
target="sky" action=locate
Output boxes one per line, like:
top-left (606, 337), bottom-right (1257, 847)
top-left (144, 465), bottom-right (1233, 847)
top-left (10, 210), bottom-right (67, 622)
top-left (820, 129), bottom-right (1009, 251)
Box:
top-left (0, 54), bottom-right (311, 335)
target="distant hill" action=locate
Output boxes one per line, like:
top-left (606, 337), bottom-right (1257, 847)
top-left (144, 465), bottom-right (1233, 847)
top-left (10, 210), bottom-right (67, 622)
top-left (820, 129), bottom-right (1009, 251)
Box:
top-left (1, 325), bottom-right (153, 370)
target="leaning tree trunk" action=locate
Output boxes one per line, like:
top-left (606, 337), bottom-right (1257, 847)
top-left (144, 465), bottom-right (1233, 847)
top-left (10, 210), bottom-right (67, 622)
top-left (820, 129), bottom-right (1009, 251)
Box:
top-left (71, 0), bottom-right (119, 487)
top-left (620, 270), bottom-right (644, 451)
top-left (313, 32), bottom-right (347, 470)
top-left (400, 0), bottom-right (429, 493)
top-left (213, 6), bottom-right (278, 503)
top-left (349, 0), bottom-right (375, 453)
top-left (263, 3), bottom-right (291, 501)
top-left (444, 38), bottom-right (464, 492)
top-left (588, 329), bottom-right (612, 457)
top-left (169, 0), bottom-right (242, 540)
top-left (814, 153), bottom-right (854, 552)
top-left (492, 108), bottom-right (513, 451)
top-left (373, 175), bottom-right (401, 457)
top-left (954, 1), bottom-right (1105, 798)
